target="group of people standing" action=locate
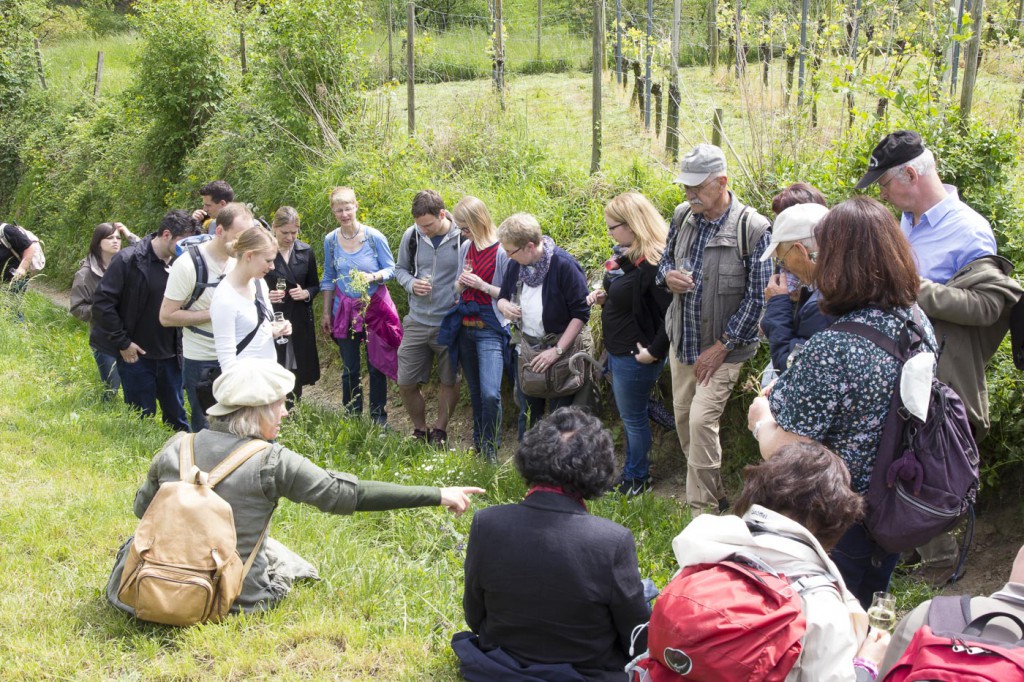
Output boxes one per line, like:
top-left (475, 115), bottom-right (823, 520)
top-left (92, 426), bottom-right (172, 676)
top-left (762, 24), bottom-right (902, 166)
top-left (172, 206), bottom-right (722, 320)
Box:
top-left (48, 131), bottom-right (1019, 682)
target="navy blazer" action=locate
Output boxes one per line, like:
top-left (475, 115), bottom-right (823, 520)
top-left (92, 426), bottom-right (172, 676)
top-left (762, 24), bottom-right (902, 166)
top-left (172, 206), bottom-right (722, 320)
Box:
top-left (761, 288), bottom-right (834, 370)
top-left (498, 247), bottom-right (590, 335)
top-left (462, 492), bottom-right (649, 682)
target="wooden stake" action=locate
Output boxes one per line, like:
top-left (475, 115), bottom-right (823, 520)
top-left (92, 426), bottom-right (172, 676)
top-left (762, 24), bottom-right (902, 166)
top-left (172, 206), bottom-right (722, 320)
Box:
top-left (94, 51), bottom-right (104, 98)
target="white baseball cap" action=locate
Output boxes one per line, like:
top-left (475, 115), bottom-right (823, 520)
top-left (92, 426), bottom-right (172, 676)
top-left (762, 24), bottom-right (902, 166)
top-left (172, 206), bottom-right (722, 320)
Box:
top-left (760, 203), bottom-right (829, 262)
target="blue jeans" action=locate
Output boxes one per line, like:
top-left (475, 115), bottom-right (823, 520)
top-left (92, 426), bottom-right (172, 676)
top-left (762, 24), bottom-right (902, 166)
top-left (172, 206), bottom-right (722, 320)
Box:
top-left (92, 346), bottom-right (121, 400)
top-left (830, 522), bottom-right (901, 610)
top-left (337, 336), bottom-right (387, 425)
top-left (458, 326), bottom-right (505, 459)
top-left (608, 353), bottom-right (667, 481)
top-left (516, 377), bottom-right (576, 441)
top-left (182, 358), bottom-right (220, 432)
top-left (117, 356), bottom-right (188, 431)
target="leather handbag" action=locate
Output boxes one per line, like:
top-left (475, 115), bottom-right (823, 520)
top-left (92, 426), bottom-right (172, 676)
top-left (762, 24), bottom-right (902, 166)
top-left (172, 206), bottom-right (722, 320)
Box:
top-left (517, 331), bottom-right (588, 399)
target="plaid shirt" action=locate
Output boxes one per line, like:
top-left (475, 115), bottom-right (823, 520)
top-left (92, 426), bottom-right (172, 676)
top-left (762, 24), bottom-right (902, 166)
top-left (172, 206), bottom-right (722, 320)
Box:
top-left (658, 203), bottom-right (772, 364)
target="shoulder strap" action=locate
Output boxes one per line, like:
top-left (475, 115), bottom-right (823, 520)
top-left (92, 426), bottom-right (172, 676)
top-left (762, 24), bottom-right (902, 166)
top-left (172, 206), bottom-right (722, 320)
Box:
top-left (207, 438), bottom-right (271, 487)
top-left (831, 320), bottom-right (906, 362)
top-left (236, 281), bottom-right (268, 355)
top-left (207, 438), bottom-right (275, 583)
top-left (736, 207), bottom-right (752, 260)
top-left (178, 433), bottom-right (199, 482)
top-left (182, 244), bottom-right (209, 311)
top-left (407, 228), bottom-right (419, 278)
top-left (0, 223), bottom-right (11, 250)
top-left (927, 594), bottom-right (972, 633)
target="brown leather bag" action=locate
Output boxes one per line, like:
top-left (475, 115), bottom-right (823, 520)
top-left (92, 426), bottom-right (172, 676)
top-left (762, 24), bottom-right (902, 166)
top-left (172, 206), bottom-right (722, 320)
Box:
top-left (517, 330), bottom-right (590, 399)
top-left (117, 435), bottom-right (271, 626)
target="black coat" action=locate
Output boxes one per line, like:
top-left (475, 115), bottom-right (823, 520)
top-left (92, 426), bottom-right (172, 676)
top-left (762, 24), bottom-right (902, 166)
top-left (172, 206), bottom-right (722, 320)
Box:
top-left (462, 492), bottom-right (650, 682)
top-left (264, 240), bottom-right (321, 388)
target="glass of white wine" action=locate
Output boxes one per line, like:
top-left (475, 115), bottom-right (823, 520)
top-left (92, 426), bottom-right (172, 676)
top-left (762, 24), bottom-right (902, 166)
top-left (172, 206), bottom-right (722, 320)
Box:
top-left (867, 591), bottom-right (897, 632)
top-left (678, 257), bottom-right (695, 278)
top-left (273, 311), bottom-right (289, 346)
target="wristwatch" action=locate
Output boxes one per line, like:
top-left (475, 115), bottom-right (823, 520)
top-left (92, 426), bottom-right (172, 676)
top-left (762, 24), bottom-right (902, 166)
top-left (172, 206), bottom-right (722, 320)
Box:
top-left (555, 345), bottom-right (565, 356)
top-left (719, 333), bottom-right (737, 351)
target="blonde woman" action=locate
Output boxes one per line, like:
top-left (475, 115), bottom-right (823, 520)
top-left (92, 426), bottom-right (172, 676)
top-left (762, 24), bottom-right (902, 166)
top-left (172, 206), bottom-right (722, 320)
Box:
top-left (210, 226), bottom-right (290, 372)
top-left (586, 192), bottom-right (672, 496)
top-left (264, 206), bottom-right (320, 403)
top-left (451, 196), bottom-right (509, 461)
top-left (319, 187), bottom-right (396, 426)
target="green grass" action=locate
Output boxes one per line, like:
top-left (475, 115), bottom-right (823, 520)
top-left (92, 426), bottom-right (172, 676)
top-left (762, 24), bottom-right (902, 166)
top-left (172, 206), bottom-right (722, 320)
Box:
top-left (40, 33), bottom-right (140, 100)
top-left (0, 288), bottom-right (691, 679)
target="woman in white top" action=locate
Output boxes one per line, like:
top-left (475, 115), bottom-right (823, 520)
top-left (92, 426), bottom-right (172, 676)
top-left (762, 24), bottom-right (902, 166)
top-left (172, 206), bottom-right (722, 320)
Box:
top-left (211, 226), bottom-right (291, 371)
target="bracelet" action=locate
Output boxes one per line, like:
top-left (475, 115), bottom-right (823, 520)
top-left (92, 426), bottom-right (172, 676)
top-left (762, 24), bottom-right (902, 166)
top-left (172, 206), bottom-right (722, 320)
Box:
top-left (752, 418), bottom-right (773, 442)
top-left (852, 657), bottom-right (878, 681)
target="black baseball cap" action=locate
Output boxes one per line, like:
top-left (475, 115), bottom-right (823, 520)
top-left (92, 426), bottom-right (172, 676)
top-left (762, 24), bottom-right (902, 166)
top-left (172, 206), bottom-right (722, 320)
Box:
top-left (855, 130), bottom-right (926, 189)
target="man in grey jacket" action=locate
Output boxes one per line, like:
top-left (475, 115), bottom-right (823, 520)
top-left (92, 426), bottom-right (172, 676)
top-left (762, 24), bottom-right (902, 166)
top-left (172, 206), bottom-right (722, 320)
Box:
top-left (394, 190), bottom-right (463, 446)
top-left (858, 130), bottom-right (1024, 582)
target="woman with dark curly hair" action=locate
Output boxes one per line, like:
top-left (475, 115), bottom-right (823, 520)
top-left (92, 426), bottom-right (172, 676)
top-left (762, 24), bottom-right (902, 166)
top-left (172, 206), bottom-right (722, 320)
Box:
top-left (671, 442), bottom-right (890, 681)
top-left (454, 407), bottom-right (650, 682)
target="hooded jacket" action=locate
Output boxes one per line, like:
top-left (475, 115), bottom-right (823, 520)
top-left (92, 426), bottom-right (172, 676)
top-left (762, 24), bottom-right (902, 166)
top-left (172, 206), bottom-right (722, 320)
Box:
top-left (917, 255), bottom-right (1023, 440)
top-left (671, 506), bottom-right (869, 682)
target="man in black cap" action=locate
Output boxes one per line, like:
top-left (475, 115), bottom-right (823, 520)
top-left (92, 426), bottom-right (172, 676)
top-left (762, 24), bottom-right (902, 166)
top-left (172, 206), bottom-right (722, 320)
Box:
top-left (858, 130), bottom-right (1022, 586)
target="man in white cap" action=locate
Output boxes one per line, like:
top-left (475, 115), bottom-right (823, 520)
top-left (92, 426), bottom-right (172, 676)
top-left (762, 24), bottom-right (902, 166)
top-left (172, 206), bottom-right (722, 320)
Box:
top-left (759, 202), bottom-right (832, 373)
top-left (859, 131), bottom-right (1022, 585)
top-left (656, 143), bottom-right (772, 515)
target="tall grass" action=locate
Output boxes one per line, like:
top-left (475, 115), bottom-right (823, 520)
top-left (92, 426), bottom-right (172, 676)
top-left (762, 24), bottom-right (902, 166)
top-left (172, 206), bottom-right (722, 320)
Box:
top-left (41, 34), bottom-right (139, 100)
top-left (0, 289), bottom-right (691, 679)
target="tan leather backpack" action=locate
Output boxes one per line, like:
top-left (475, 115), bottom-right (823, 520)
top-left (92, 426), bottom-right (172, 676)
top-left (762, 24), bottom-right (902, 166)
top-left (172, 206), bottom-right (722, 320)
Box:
top-left (117, 434), bottom-right (271, 626)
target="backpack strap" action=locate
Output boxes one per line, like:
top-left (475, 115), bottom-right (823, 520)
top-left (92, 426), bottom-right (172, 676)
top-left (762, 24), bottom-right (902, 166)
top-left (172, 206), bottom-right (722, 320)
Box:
top-left (407, 228), bottom-right (419, 279)
top-left (927, 594), bottom-right (972, 633)
top-left (235, 280), bottom-right (269, 355)
top-left (182, 244), bottom-right (209, 311)
top-left (206, 438), bottom-right (276, 583)
top-left (178, 433), bottom-right (200, 483)
top-left (736, 207), bottom-right (752, 261)
top-left (831, 320), bottom-right (907, 362)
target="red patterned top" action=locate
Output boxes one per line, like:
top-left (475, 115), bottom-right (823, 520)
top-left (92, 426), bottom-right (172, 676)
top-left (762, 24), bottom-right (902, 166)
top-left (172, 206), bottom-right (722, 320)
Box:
top-left (462, 241), bottom-right (499, 322)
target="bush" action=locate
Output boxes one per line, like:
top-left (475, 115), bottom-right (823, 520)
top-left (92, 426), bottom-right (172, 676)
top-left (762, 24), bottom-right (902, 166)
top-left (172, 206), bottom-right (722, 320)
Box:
top-left (130, 0), bottom-right (233, 179)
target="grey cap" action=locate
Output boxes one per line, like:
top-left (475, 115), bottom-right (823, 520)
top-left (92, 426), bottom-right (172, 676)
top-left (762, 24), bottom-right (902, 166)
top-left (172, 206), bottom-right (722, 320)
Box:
top-left (675, 144), bottom-right (727, 186)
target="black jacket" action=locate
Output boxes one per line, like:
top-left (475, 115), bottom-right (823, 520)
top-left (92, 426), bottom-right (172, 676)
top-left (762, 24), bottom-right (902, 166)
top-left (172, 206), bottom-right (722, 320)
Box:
top-left (761, 288), bottom-right (834, 371)
top-left (498, 247), bottom-right (590, 335)
top-left (463, 492), bottom-right (649, 681)
top-left (90, 235), bottom-right (178, 360)
top-left (263, 240), bottom-right (321, 388)
top-left (602, 256), bottom-right (672, 359)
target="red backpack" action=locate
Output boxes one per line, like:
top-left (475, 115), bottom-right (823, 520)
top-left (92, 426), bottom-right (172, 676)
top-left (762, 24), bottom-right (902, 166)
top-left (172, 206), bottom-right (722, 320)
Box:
top-left (626, 552), bottom-right (836, 682)
top-left (882, 595), bottom-right (1024, 682)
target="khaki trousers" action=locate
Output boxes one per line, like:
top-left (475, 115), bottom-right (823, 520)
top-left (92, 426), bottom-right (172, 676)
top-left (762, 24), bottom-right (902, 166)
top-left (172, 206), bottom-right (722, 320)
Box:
top-left (669, 354), bottom-right (743, 515)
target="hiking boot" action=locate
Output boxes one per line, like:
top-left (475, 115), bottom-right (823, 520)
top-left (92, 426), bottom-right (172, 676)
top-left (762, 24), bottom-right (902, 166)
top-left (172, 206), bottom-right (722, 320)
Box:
top-left (913, 563), bottom-right (959, 589)
top-left (428, 428), bottom-right (448, 447)
top-left (411, 428), bottom-right (428, 441)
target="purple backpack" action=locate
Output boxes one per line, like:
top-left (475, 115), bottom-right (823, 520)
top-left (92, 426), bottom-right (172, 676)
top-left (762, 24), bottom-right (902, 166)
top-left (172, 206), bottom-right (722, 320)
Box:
top-left (832, 312), bottom-right (979, 558)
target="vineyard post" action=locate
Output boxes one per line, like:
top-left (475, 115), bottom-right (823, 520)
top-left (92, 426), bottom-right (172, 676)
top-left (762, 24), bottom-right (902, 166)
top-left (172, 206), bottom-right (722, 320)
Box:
top-left (845, 0), bottom-right (861, 128)
top-left (34, 39), bottom-right (47, 91)
top-left (615, 0), bottom-right (622, 85)
top-left (94, 51), bottom-right (104, 98)
top-left (407, 1), bottom-right (415, 135)
top-left (388, 0), bottom-right (394, 81)
top-left (712, 107), bottom-right (723, 146)
top-left (666, 0), bottom-right (680, 161)
top-left (240, 28), bottom-right (247, 75)
top-left (496, 0), bottom-right (505, 110)
top-left (960, 0), bottom-right (983, 118)
top-left (734, 0), bottom-right (743, 78)
top-left (537, 0), bottom-right (542, 61)
top-left (710, 0), bottom-right (719, 71)
top-left (591, 0), bottom-right (604, 173)
top-left (797, 0), bottom-right (808, 107)
top-left (644, 0), bottom-right (653, 130)
top-left (951, 0), bottom-right (966, 95)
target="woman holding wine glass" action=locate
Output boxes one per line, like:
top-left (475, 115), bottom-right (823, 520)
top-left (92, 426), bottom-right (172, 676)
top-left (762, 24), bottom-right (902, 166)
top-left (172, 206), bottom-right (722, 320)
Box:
top-left (319, 186), bottom-right (396, 426)
top-left (211, 226), bottom-right (290, 372)
top-left (264, 206), bottom-right (320, 403)
top-left (448, 196), bottom-right (509, 462)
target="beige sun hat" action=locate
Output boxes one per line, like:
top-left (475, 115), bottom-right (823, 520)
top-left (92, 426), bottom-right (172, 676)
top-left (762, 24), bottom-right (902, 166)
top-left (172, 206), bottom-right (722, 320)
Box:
top-left (207, 358), bottom-right (296, 416)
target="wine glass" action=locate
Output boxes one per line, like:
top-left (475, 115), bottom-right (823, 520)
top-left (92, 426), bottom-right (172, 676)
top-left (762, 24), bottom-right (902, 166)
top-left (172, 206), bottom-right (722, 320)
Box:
top-left (273, 312), bottom-right (289, 346)
top-left (867, 591), bottom-right (897, 632)
top-left (678, 257), bottom-right (695, 277)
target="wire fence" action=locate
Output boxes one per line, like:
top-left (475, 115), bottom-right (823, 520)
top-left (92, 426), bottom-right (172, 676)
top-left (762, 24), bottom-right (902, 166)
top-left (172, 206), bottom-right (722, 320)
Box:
top-left (358, 0), bottom-right (1024, 170)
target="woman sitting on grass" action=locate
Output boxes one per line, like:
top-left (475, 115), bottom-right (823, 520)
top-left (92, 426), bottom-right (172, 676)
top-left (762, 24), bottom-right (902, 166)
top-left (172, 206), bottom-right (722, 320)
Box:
top-left (107, 358), bottom-right (484, 617)
top-left (455, 407), bottom-right (649, 681)
top-left (670, 442), bottom-right (889, 682)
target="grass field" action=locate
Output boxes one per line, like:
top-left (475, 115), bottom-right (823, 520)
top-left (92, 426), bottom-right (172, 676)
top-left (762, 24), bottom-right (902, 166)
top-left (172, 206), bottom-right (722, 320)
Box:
top-left (0, 289), bottom-right (695, 680)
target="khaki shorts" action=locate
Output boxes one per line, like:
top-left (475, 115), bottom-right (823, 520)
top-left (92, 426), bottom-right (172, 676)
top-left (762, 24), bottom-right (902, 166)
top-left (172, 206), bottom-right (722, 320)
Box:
top-left (397, 317), bottom-right (459, 386)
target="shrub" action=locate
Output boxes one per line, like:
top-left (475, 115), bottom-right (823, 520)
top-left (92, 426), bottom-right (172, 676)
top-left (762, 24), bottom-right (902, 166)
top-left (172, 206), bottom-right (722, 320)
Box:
top-left (130, 0), bottom-right (233, 179)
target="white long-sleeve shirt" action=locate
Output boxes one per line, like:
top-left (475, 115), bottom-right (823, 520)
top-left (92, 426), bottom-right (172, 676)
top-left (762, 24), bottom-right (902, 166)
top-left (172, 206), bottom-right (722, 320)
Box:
top-left (210, 280), bottom-right (275, 371)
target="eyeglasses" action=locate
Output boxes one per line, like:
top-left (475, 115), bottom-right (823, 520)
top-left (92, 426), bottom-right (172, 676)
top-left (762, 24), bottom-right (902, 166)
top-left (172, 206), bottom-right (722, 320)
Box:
top-left (683, 177), bottom-right (717, 193)
top-left (506, 246), bottom-right (523, 257)
top-left (878, 167), bottom-right (903, 189)
top-left (607, 222), bottom-right (626, 233)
